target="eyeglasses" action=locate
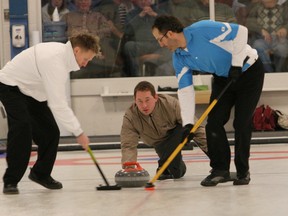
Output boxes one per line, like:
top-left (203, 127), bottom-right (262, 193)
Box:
top-left (158, 31), bottom-right (168, 42)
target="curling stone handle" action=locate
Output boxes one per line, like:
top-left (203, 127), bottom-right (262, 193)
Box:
top-left (123, 161), bottom-right (143, 171)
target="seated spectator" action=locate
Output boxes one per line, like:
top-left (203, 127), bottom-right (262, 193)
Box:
top-left (63, 0), bottom-right (123, 39)
top-left (216, 0), bottom-right (233, 7)
top-left (122, 0), bottom-right (167, 77)
top-left (279, 0), bottom-right (287, 5)
top-left (156, 0), bottom-right (200, 76)
top-left (191, 0), bottom-right (237, 23)
top-left (96, 0), bottom-right (136, 31)
top-left (235, 0), bottom-right (260, 25)
top-left (117, 0), bottom-right (136, 30)
top-left (66, 0), bottom-right (102, 11)
top-left (95, 0), bottom-right (122, 31)
top-left (62, 0), bottom-right (123, 78)
top-left (159, 0), bottom-right (197, 27)
top-left (246, 0), bottom-right (288, 72)
top-left (42, 0), bottom-right (69, 22)
top-left (94, 0), bottom-right (134, 76)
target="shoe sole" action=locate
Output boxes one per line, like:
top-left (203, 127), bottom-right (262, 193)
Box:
top-left (201, 182), bottom-right (218, 187)
top-left (201, 178), bottom-right (250, 186)
top-left (3, 191), bottom-right (19, 195)
top-left (3, 190), bottom-right (19, 195)
top-left (158, 176), bottom-right (174, 181)
top-left (201, 178), bottom-right (230, 187)
top-left (233, 180), bottom-right (250, 185)
top-left (3, 192), bottom-right (19, 195)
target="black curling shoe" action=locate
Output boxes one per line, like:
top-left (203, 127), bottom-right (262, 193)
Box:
top-left (233, 172), bottom-right (251, 185)
top-left (3, 183), bottom-right (19, 195)
top-left (158, 174), bottom-right (174, 180)
top-left (201, 170), bottom-right (231, 187)
top-left (29, 171), bottom-right (63, 189)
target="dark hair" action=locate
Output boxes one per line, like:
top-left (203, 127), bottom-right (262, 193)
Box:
top-left (134, 81), bottom-right (156, 98)
top-left (48, 0), bottom-right (67, 16)
top-left (152, 15), bottom-right (184, 34)
top-left (70, 33), bottom-right (100, 54)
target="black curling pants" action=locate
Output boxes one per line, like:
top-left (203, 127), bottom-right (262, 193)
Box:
top-left (0, 83), bottom-right (60, 185)
top-left (206, 59), bottom-right (264, 176)
top-left (155, 124), bottom-right (186, 178)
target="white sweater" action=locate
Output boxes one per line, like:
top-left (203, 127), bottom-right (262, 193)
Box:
top-left (0, 41), bottom-right (83, 136)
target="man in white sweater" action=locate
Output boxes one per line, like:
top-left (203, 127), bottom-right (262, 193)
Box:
top-left (0, 33), bottom-right (99, 194)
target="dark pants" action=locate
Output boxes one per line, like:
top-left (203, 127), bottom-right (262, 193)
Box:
top-left (206, 59), bottom-right (264, 176)
top-left (155, 124), bottom-right (186, 178)
top-left (0, 83), bottom-right (60, 184)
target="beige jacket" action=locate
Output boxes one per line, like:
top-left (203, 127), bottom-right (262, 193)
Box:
top-left (120, 94), bottom-right (207, 164)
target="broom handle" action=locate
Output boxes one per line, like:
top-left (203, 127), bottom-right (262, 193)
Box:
top-left (148, 80), bottom-right (233, 184)
top-left (87, 147), bottom-right (110, 186)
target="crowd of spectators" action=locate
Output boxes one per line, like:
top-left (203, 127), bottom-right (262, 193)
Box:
top-left (41, 0), bottom-right (288, 78)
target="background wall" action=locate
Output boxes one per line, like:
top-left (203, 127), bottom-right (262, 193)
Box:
top-left (69, 74), bottom-right (288, 136)
top-left (70, 76), bottom-right (213, 136)
top-left (0, 0), bottom-right (42, 67)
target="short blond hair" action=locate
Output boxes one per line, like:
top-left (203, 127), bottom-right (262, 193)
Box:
top-left (69, 33), bottom-right (100, 54)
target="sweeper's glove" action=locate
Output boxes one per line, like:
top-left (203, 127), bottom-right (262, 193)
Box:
top-left (228, 66), bottom-right (242, 82)
top-left (182, 124), bottom-right (195, 143)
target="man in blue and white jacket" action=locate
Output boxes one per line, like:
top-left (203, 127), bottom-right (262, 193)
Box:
top-left (152, 15), bottom-right (265, 186)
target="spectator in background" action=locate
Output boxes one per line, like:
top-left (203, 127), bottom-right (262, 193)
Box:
top-left (246, 0), bottom-right (288, 72)
top-left (95, 0), bottom-right (122, 31)
top-left (93, 0), bottom-right (132, 76)
top-left (156, 0), bottom-right (198, 76)
top-left (236, 0), bottom-right (261, 25)
top-left (118, 0), bottom-right (136, 28)
top-left (122, 0), bottom-right (167, 76)
top-left (42, 0), bottom-right (69, 22)
top-left (63, 0), bottom-right (123, 39)
top-left (279, 0), bottom-right (288, 6)
top-left (62, 0), bottom-right (124, 78)
top-left (96, 0), bottom-right (136, 31)
top-left (216, 0), bottom-right (233, 7)
top-left (191, 0), bottom-right (237, 23)
top-left (159, 0), bottom-right (197, 27)
top-left (66, 0), bottom-right (102, 11)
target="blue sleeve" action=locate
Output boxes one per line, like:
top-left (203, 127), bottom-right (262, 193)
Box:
top-left (173, 53), bottom-right (193, 90)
